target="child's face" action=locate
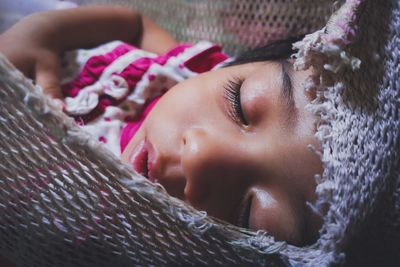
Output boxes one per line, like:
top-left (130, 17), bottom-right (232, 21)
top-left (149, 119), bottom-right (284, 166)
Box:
top-left (121, 61), bottom-right (323, 245)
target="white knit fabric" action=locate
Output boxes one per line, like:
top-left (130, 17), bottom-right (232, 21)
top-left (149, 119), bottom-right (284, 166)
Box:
top-left (0, 0), bottom-right (399, 266)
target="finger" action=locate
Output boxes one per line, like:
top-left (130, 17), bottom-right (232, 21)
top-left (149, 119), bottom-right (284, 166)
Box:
top-left (35, 54), bottom-right (63, 99)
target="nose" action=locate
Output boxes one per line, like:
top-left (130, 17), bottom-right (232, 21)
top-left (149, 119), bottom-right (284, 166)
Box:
top-left (181, 127), bottom-right (248, 222)
top-left (181, 127), bottom-right (207, 199)
top-left (181, 127), bottom-right (221, 203)
top-left (182, 126), bottom-right (206, 156)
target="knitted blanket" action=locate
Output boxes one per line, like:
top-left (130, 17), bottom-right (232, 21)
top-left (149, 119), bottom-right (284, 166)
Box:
top-left (0, 0), bottom-right (398, 266)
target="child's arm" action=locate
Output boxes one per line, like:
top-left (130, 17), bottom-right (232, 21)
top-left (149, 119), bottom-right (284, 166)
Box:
top-left (0, 6), bottom-right (177, 98)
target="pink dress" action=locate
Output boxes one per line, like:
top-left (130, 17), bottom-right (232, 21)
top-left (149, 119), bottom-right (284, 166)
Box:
top-left (61, 41), bottom-right (229, 156)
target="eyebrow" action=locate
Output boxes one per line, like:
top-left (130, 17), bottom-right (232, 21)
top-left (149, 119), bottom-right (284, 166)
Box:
top-left (279, 60), bottom-right (298, 125)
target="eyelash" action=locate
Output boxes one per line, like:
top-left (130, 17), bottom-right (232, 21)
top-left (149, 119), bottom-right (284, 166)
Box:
top-left (237, 195), bottom-right (252, 228)
top-left (223, 77), bottom-right (248, 126)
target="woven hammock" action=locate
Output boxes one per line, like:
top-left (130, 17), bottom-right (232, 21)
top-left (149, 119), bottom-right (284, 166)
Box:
top-left (0, 0), bottom-right (399, 266)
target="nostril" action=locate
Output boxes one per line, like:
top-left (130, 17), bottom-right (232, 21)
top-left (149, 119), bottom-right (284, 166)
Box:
top-left (182, 127), bottom-right (207, 150)
top-left (182, 135), bottom-right (187, 145)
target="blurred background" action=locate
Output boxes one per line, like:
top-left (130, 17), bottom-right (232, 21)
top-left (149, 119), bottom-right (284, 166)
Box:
top-left (0, 0), bottom-right (335, 55)
top-left (0, 0), bottom-right (77, 33)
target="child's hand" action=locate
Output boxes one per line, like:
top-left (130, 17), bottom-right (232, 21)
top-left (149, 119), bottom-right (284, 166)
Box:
top-left (0, 6), bottom-right (178, 99)
top-left (0, 13), bottom-right (62, 98)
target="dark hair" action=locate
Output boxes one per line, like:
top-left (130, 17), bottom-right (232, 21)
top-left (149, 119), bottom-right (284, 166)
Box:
top-left (225, 35), bottom-right (304, 67)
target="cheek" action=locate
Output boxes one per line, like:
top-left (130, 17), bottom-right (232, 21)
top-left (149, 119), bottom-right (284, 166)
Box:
top-left (183, 139), bottom-right (256, 200)
top-left (144, 81), bottom-right (197, 127)
top-left (278, 136), bottom-right (322, 200)
top-left (250, 190), bottom-right (304, 245)
top-left (120, 93), bottom-right (178, 163)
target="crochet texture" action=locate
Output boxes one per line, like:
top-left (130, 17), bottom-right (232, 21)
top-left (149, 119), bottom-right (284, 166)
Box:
top-left (0, 0), bottom-right (399, 266)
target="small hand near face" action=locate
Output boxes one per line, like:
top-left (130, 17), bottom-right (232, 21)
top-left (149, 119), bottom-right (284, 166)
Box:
top-left (0, 6), bottom-right (177, 100)
top-left (0, 13), bottom-right (62, 98)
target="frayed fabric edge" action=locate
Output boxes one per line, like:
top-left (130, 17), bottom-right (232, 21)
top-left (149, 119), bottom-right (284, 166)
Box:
top-left (289, 0), bottom-right (364, 266)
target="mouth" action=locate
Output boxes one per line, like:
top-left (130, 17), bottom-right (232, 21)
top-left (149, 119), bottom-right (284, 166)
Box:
top-left (129, 139), bottom-right (155, 182)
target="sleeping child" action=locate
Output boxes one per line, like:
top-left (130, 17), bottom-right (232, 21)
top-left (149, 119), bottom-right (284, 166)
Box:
top-left (0, 5), bottom-right (323, 246)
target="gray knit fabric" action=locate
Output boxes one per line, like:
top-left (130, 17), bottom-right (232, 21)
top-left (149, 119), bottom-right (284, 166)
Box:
top-left (76, 0), bottom-right (334, 55)
top-left (295, 0), bottom-right (400, 265)
top-left (0, 0), bottom-right (399, 266)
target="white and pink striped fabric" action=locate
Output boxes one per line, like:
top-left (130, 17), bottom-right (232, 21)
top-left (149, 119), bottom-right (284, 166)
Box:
top-left (61, 41), bottom-right (229, 156)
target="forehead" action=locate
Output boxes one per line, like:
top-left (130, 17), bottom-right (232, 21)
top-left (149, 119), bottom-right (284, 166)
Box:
top-left (224, 61), bottom-right (313, 104)
top-left (239, 62), bottom-right (284, 111)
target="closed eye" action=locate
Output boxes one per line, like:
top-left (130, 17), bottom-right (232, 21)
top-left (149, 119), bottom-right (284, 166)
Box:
top-left (223, 77), bottom-right (248, 126)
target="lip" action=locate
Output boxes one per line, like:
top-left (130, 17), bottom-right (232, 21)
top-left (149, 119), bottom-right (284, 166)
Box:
top-left (129, 139), bottom-right (157, 183)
